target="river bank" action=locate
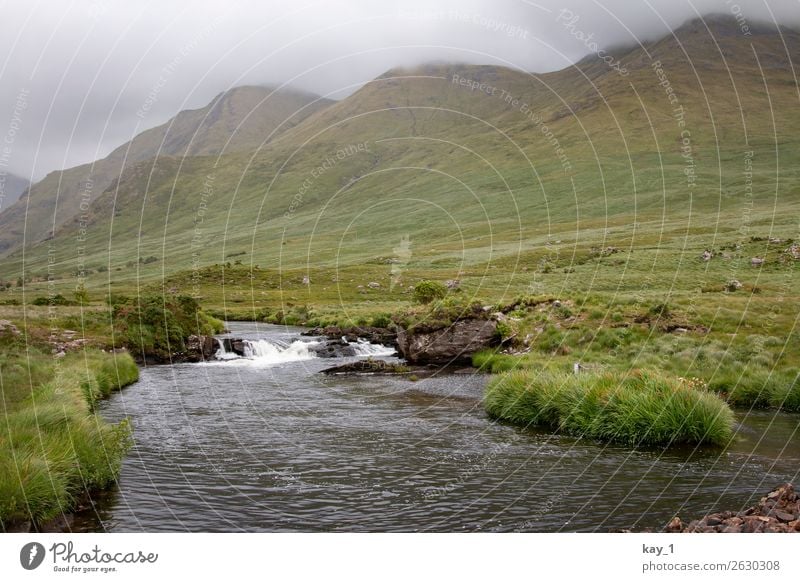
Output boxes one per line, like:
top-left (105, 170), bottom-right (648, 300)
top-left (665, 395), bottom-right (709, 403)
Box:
top-left (0, 335), bottom-right (138, 531)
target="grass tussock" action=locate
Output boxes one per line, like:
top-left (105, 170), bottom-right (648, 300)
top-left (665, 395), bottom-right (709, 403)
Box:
top-left (0, 346), bottom-right (137, 530)
top-left (485, 369), bottom-right (735, 447)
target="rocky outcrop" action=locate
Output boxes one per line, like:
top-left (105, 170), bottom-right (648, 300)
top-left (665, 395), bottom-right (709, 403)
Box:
top-left (666, 483), bottom-right (800, 533)
top-left (185, 335), bottom-right (220, 362)
top-left (396, 317), bottom-right (499, 364)
top-left (303, 325), bottom-right (397, 347)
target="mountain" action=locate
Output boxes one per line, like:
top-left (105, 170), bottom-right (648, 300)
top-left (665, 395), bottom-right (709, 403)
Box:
top-left (0, 85), bottom-right (333, 255)
top-left (0, 172), bottom-right (29, 210)
top-left (2, 16), bottom-right (798, 303)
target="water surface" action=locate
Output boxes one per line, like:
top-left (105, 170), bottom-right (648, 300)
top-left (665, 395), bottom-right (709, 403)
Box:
top-left (75, 323), bottom-right (800, 532)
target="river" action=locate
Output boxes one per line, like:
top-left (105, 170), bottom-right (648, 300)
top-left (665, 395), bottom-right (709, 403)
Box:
top-left (73, 323), bottom-right (800, 532)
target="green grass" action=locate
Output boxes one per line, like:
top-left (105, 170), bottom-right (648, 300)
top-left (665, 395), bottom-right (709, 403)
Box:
top-left (0, 342), bottom-right (137, 530)
top-left (485, 369), bottom-right (735, 447)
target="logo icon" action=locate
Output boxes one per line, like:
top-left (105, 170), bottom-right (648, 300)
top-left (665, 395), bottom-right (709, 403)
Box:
top-left (20, 542), bottom-right (46, 570)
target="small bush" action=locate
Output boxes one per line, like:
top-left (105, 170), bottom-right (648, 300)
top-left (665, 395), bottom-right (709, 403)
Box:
top-left (31, 294), bottom-right (72, 306)
top-left (413, 280), bottom-right (447, 304)
top-left (371, 313), bottom-right (393, 328)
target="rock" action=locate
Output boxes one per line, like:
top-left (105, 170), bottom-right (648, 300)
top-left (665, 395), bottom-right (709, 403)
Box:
top-left (725, 279), bottom-right (743, 292)
top-left (367, 282), bottom-right (381, 289)
top-left (396, 317), bottom-right (498, 364)
top-left (302, 276), bottom-right (310, 285)
top-left (309, 341), bottom-right (357, 358)
top-left (668, 483), bottom-right (800, 533)
top-left (303, 325), bottom-right (397, 347)
top-left (444, 279), bottom-right (460, 290)
top-left (186, 335), bottom-right (219, 362)
top-left (788, 244), bottom-right (800, 260)
top-left (0, 319), bottom-right (20, 336)
top-left (321, 359), bottom-right (408, 375)
top-left (751, 257), bottom-right (764, 267)
top-left (701, 250), bottom-right (713, 261)
top-left (665, 517), bottom-right (683, 532)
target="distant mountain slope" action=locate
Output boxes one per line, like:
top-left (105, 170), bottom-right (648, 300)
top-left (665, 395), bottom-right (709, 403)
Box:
top-left (0, 85), bottom-right (333, 255)
top-left (3, 16), bottom-right (799, 295)
top-left (0, 172), bottom-right (29, 211)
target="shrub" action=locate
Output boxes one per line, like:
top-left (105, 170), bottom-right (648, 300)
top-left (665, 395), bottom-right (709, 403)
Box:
top-left (31, 294), bottom-right (72, 306)
top-left (485, 369), bottom-right (735, 447)
top-left (113, 294), bottom-right (223, 360)
top-left (371, 313), bottom-right (393, 328)
top-left (413, 280), bottom-right (447, 304)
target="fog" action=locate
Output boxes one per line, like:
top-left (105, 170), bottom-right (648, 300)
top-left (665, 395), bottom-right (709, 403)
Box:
top-left (0, 0), bottom-right (797, 181)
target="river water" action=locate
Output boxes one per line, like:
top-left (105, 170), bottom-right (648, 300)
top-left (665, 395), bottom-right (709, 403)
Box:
top-left (75, 323), bottom-right (800, 532)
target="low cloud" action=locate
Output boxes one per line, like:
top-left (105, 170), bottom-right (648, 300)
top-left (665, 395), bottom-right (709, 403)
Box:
top-left (0, 0), bottom-right (797, 181)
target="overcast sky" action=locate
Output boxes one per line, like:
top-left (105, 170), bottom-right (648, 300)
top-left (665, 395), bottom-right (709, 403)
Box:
top-left (1, 0), bottom-right (797, 181)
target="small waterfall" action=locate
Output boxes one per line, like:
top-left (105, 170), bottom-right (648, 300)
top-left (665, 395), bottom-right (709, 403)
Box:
top-left (350, 338), bottom-right (396, 357)
top-left (213, 338), bottom-right (317, 365)
top-left (210, 334), bottom-right (394, 365)
top-left (214, 339), bottom-right (239, 360)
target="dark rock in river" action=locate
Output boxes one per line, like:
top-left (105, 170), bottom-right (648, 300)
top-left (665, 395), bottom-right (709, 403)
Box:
top-left (396, 317), bottom-right (499, 364)
top-left (666, 483), bottom-right (800, 533)
top-left (309, 340), bottom-right (358, 358)
top-left (321, 359), bottom-right (409, 375)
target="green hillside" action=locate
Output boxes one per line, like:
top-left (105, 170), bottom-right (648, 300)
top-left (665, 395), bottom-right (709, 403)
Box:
top-left (0, 85), bottom-right (332, 256)
top-left (1, 15), bottom-right (797, 337)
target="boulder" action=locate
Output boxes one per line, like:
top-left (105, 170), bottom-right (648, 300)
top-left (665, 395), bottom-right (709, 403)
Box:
top-left (309, 340), bottom-right (357, 358)
top-left (396, 317), bottom-right (498, 364)
top-left (701, 250), bottom-right (713, 261)
top-left (185, 335), bottom-right (219, 362)
top-left (725, 279), bottom-right (743, 292)
top-left (321, 359), bottom-right (408, 375)
top-left (751, 257), bottom-right (764, 267)
top-left (0, 319), bottom-right (20, 336)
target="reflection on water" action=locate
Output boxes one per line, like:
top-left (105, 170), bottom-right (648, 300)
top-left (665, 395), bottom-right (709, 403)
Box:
top-left (73, 323), bottom-right (800, 532)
